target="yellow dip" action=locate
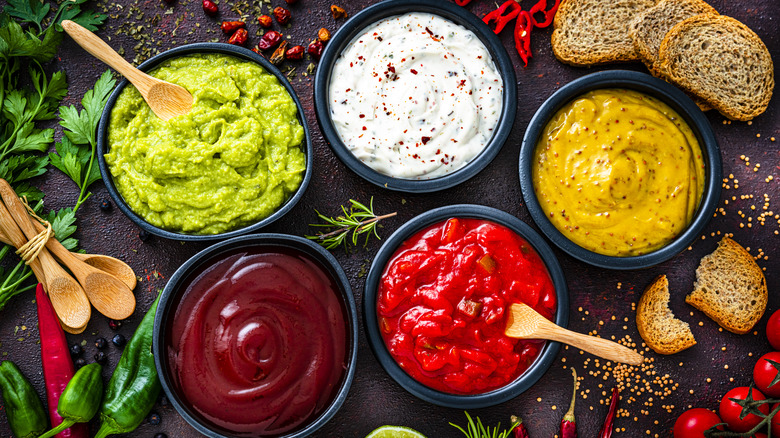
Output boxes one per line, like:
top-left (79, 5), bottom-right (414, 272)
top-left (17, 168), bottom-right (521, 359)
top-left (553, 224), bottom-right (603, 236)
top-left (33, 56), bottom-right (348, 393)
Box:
top-left (532, 89), bottom-right (705, 257)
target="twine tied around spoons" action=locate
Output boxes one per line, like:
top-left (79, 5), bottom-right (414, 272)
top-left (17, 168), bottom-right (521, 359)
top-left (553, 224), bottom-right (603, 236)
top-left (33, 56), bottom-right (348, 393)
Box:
top-left (14, 198), bottom-right (53, 266)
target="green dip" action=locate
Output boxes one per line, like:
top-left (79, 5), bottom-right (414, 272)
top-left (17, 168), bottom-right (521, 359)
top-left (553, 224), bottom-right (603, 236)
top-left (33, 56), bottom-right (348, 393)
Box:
top-left (105, 53), bottom-right (305, 235)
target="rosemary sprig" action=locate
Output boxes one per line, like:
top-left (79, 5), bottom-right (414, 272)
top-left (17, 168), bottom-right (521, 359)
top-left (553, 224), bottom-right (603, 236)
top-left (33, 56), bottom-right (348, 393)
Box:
top-left (305, 198), bottom-right (396, 250)
top-left (450, 411), bottom-right (518, 438)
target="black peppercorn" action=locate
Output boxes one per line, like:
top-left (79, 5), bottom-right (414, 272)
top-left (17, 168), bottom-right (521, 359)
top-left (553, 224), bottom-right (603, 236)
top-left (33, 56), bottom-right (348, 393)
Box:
top-left (139, 230), bottom-right (150, 241)
top-left (94, 351), bottom-right (107, 364)
top-left (99, 199), bottom-right (112, 211)
top-left (69, 344), bottom-right (83, 356)
top-left (95, 337), bottom-right (108, 349)
top-left (74, 357), bottom-right (86, 368)
top-left (149, 413), bottom-right (162, 426)
top-left (154, 433), bottom-right (168, 438)
top-left (111, 334), bottom-right (126, 348)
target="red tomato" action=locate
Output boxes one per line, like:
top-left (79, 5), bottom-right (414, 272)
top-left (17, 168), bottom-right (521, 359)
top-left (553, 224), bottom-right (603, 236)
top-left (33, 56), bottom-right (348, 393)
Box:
top-left (772, 403), bottom-right (780, 436)
top-left (754, 352), bottom-right (780, 397)
top-left (768, 309), bottom-right (780, 350)
top-left (673, 408), bottom-right (722, 438)
top-left (719, 387), bottom-right (770, 432)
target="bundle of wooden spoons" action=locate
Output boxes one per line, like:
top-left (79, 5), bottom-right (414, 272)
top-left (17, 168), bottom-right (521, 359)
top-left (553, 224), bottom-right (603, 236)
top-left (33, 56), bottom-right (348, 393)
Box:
top-left (0, 179), bottom-right (136, 333)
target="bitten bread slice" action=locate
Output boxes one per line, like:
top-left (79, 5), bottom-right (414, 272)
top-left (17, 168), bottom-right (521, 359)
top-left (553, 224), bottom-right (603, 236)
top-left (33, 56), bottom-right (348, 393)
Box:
top-left (686, 237), bottom-right (768, 334)
top-left (629, 0), bottom-right (718, 75)
top-left (658, 15), bottom-right (774, 121)
top-left (637, 275), bottom-right (696, 355)
top-left (551, 0), bottom-right (657, 66)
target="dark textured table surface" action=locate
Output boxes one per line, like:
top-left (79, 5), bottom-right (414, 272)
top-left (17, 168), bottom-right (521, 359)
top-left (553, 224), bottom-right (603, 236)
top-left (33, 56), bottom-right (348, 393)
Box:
top-left (0, 0), bottom-right (778, 436)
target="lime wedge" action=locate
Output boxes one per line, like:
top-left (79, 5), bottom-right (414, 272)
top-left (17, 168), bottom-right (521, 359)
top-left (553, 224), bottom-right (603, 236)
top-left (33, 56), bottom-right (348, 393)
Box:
top-left (365, 425), bottom-right (427, 438)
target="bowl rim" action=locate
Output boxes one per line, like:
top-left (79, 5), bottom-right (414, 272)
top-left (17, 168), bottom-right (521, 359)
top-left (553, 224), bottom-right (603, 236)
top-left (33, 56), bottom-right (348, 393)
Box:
top-left (363, 204), bottom-right (569, 408)
top-left (313, 0), bottom-right (517, 193)
top-left (518, 70), bottom-right (722, 270)
top-left (97, 42), bottom-right (313, 241)
top-left (152, 233), bottom-right (359, 438)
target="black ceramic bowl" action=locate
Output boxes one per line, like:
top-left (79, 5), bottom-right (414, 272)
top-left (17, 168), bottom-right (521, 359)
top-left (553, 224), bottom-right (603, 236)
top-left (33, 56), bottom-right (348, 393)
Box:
top-left (152, 234), bottom-right (358, 438)
top-left (519, 70), bottom-right (722, 270)
top-left (363, 205), bottom-right (568, 408)
top-left (313, 0), bottom-right (517, 193)
top-left (97, 43), bottom-right (312, 241)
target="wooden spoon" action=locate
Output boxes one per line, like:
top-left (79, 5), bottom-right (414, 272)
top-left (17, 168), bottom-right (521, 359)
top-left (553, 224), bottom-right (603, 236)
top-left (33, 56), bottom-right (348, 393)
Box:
top-left (0, 181), bottom-right (136, 322)
top-left (505, 303), bottom-right (645, 366)
top-left (61, 20), bottom-right (193, 121)
top-left (0, 227), bottom-right (136, 291)
top-left (0, 185), bottom-right (91, 330)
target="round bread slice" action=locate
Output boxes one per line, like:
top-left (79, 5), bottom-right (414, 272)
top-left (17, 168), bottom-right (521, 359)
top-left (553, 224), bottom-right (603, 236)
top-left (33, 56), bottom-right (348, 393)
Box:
top-left (658, 15), bottom-right (774, 121)
top-left (629, 0), bottom-right (718, 75)
top-left (637, 275), bottom-right (696, 355)
top-left (551, 0), bottom-right (657, 66)
top-left (686, 237), bottom-right (768, 334)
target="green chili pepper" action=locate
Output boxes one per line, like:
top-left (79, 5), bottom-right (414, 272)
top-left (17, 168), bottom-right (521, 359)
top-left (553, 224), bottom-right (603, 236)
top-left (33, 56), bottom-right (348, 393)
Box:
top-left (38, 363), bottom-right (103, 438)
top-left (0, 361), bottom-right (48, 438)
top-left (95, 294), bottom-right (161, 438)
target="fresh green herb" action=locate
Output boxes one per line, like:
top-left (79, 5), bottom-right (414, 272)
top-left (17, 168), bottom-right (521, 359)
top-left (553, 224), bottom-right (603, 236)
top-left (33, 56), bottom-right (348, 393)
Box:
top-left (450, 412), bottom-right (518, 438)
top-left (50, 70), bottom-right (115, 212)
top-left (305, 198), bottom-right (396, 250)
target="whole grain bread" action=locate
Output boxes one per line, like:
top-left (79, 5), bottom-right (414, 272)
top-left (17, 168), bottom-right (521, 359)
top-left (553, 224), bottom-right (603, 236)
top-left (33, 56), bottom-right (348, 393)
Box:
top-left (629, 0), bottom-right (718, 75)
top-left (686, 237), bottom-right (768, 334)
top-left (658, 14), bottom-right (774, 121)
top-left (636, 275), bottom-right (696, 355)
top-left (551, 0), bottom-right (658, 66)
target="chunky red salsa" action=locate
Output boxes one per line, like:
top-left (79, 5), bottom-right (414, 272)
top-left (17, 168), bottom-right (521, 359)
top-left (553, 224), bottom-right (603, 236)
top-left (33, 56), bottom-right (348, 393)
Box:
top-left (168, 249), bottom-right (347, 437)
top-left (378, 218), bottom-right (557, 395)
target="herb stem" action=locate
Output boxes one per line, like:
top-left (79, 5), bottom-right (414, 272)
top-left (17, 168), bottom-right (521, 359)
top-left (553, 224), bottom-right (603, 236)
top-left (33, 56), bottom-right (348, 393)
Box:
top-left (312, 212), bottom-right (397, 240)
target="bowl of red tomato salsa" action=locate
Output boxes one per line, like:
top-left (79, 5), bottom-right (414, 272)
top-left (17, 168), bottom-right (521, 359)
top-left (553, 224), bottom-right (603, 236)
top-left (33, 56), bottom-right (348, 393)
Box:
top-left (364, 205), bottom-right (568, 408)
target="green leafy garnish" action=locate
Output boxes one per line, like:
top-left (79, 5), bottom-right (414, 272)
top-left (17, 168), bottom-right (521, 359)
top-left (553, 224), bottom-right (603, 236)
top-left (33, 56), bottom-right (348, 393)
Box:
top-left (305, 198), bottom-right (396, 250)
top-left (450, 412), bottom-right (518, 438)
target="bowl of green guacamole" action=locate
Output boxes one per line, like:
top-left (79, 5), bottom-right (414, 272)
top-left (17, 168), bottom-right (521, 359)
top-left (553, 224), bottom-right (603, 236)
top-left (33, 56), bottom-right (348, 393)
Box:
top-left (97, 43), bottom-right (312, 240)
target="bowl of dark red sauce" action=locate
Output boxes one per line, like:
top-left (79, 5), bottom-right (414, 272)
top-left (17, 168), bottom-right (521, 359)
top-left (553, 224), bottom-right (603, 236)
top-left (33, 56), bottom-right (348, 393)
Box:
top-left (364, 205), bottom-right (568, 408)
top-left (153, 234), bottom-right (358, 437)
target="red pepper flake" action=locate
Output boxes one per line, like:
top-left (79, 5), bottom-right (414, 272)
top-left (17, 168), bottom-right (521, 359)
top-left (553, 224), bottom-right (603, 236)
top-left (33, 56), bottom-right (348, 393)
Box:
top-left (421, 136), bottom-right (431, 145)
top-left (362, 126), bottom-right (367, 131)
top-left (359, 114), bottom-right (365, 118)
top-left (410, 69), bottom-right (418, 75)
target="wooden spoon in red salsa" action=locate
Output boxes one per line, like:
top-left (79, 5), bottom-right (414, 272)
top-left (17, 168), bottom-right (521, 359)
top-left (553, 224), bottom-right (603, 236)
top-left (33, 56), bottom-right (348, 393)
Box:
top-left (377, 218), bottom-right (557, 395)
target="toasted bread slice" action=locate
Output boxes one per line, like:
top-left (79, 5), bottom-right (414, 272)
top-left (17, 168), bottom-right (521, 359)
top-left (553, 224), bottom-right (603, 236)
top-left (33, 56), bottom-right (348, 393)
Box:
top-left (629, 0), bottom-right (718, 75)
top-left (658, 15), bottom-right (774, 121)
top-left (551, 0), bottom-right (657, 66)
top-left (686, 237), bottom-right (768, 334)
top-left (637, 275), bottom-right (696, 355)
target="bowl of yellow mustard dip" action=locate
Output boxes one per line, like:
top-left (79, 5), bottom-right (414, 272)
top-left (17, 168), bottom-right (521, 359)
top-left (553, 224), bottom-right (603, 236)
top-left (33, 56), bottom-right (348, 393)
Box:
top-left (97, 43), bottom-right (312, 241)
top-left (519, 70), bottom-right (721, 269)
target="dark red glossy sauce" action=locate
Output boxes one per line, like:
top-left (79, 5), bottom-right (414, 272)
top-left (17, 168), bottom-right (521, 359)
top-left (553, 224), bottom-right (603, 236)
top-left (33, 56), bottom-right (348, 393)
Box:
top-left (168, 249), bottom-right (347, 437)
top-left (378, 218), bottom-right (557, 395)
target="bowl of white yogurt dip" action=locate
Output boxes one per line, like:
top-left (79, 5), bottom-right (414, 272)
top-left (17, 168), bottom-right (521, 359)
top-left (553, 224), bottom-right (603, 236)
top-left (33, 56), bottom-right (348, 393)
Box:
top-left (314, 0), bottom-right (516, 193)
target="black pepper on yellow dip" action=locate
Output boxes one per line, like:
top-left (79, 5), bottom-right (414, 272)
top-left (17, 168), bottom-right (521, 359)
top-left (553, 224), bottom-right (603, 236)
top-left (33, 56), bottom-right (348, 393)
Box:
top-left (106, 54), bottom-right (305, 235)
top-left (532, 89), bottom-right (705, 256)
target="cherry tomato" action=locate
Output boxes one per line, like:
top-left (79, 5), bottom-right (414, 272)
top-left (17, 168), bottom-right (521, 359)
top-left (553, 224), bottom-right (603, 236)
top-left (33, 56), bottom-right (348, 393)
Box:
top-left (719, 387), bottom-right (770, 432)
top-left (754, 352), bottom-right (780, 397)
top-left (768, 309), bottom-right (780, 350)
top-left (673, 408), bottom-right (722, 438)
top-left (771, 403), bottom-right (780, 436)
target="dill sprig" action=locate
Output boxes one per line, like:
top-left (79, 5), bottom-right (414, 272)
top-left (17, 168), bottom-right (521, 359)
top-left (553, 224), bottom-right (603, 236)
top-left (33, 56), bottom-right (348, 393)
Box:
top-left (450, 412), bottom-right (518, 438)
top-left (306, 198), bottom-right (397, 250)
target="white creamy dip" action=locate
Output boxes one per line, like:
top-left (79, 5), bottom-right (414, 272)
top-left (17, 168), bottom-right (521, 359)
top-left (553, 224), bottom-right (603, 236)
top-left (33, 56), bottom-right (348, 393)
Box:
top-left (329, 12), bottom-right (504, 179)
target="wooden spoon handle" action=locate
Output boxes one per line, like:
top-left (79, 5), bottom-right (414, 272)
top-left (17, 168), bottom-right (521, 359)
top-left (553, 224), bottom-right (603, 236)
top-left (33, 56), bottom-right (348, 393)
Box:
top-left (0, 195), bottom-right (47, 286)
top-left (540, 325), bottom-right (645, 366)
top-left (61, 20), bottom-right (155, 95)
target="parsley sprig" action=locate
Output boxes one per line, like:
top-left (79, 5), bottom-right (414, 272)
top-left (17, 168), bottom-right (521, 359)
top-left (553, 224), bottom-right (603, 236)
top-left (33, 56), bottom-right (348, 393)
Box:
top-left (306, 198), bottom-right (396, 250)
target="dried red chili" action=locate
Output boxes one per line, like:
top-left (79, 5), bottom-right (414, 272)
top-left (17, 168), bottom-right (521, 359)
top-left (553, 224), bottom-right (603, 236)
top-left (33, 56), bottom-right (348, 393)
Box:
top-left (330, 4), bottom-right (347, 19)
top-left (285, 0), bottom-right (298, 4)
top-left (307, 39), bottom-right (324, 58)
top-left (318, 27), bottom-right (331, 42)
top-left (529, 0), bottom-right (562, 28)
top-left (270, 41), bottom-right (288, 65)
top-left (221, 20), bottom-right (245, 34)
top-left (257, 30), bottom-right (283, 50)
top-left (286, 45), bottom-right (305, 60)
top-left (598, 387), bottom-right (619, 438)
top-left (201, 0), bottom-right (218, 16)
top-left (228, 28), bottom-right (248, 46)
top-left (274, 6), bottom-right (292, 24)
top-left (483, 0), bottom-right (521, 34)
top-left (513, 10), bottom-right (533, 66)
top-left (454, 0), bottom-right (473, 5)
top-left (257, 15), bottom-right (273, 28)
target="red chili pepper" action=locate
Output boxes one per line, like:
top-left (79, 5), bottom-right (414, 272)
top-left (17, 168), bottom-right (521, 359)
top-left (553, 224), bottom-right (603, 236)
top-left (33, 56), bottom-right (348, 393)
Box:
top-left (308, 39), bottom-right (324, 58)
top-left (529, 0), bottom-right (562, 28)
top-left (598, 387), bottom-right (619, 438)
top-left (560, 368), bottom-right (578, 438)
top-left (228, 28), bottom-right (248, 46)
top-left (513, 10), bottom-right (533, 67)
top-left (285, 45), bottom-right (305, 60)
top-left (220, 20), bottom-right (245, 34)
top-left (258, 30), bottom-right (283, 50)
top-left (454, 0), bottom-right (473, 5)
top-left (510, 415), bottom-right (529, 438)
top-left (483, 0), bottom-right (521, 34)
top-left (36, 283), bottom-right (88, 438)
